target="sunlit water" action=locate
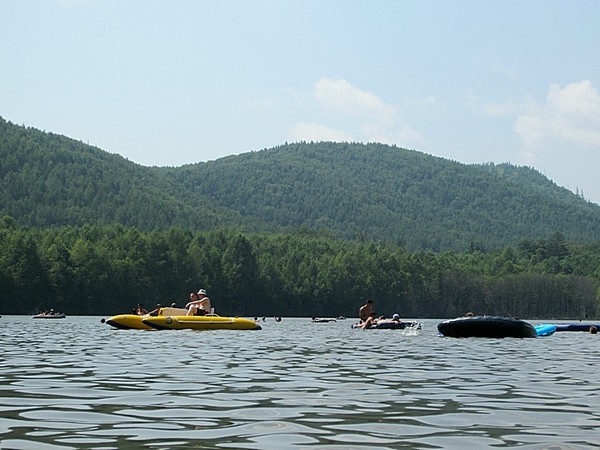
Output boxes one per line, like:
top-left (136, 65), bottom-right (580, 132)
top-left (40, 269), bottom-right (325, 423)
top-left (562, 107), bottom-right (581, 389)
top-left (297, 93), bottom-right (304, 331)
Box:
top-left (0, 316), bottom-right (599, 449)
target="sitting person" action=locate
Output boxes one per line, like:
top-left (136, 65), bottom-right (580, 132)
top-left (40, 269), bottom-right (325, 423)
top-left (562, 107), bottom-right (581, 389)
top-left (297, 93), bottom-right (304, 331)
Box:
top-left (185, 292), bottom-right (200, 314)
top-left (147, 304), bottom-right (162, 316)
top-left (357, 312), bottom-right (379, 329)
top-left (186, 289), bottom-right (212, 316)
top-left (136, 303), bottom-right (149, 315)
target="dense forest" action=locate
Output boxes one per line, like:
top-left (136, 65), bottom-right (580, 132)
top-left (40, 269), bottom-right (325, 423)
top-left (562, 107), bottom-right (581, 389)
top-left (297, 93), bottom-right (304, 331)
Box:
top-left (1, 219), bottom-right (598, 319)
top-left (2, 116), bottom-right (600, 319)
top-left (3, 116), bottom-right (600, 252)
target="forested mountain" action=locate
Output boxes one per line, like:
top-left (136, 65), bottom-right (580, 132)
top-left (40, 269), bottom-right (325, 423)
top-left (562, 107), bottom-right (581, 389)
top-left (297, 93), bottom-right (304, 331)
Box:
top-left (0, 117), bottom-right (260, 231)
top-left (163, 142), bottom-right (600, 250)
top-left (2, 116), bottom-right (600, 251)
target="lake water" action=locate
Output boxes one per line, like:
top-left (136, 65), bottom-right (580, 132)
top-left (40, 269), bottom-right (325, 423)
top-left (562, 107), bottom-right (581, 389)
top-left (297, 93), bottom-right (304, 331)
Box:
top-left (0, 316), bottom-right (599, 449)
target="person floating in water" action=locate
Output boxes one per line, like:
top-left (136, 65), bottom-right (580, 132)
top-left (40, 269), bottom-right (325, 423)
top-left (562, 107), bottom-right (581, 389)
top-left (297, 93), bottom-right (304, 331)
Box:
top-left (357, 313), bottom-right (404, 329)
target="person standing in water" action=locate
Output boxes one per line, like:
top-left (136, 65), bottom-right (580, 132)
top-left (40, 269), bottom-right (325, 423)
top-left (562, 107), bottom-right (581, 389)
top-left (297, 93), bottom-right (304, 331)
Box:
top-left (358, 299), bottom-right (374, 323)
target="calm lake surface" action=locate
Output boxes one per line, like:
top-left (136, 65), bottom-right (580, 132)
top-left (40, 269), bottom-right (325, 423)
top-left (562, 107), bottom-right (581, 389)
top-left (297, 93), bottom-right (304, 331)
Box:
top-left (1, 316), bottom-right (599, 449)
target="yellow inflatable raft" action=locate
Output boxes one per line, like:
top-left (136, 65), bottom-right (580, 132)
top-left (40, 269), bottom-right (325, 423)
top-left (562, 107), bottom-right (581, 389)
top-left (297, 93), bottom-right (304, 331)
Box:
top-left (103, 307), bottom-right (261, 331)
top-left (142, 314), bottom-right (261, 331)
top-left (103, 307), bottom-right (188, 330)
top-left (103, 313), bottom-right (154, 330)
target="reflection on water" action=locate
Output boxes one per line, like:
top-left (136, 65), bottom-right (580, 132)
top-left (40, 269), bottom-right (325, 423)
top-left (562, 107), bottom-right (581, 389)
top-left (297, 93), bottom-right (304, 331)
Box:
top-left (1, 316), bottom-right (599, 449)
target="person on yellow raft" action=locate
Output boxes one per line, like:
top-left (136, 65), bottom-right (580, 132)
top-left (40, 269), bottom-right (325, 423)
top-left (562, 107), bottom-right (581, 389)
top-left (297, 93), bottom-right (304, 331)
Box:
top-left (185, 289), bottom-right (212, 316)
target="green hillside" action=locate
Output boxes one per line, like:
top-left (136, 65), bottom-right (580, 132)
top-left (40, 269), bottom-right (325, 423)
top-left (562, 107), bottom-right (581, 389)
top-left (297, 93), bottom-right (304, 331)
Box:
top-left (163, 142), bottom-right (600, 250)
top-left (2, 116), bottom-right (600, 251)
top-left (0, 117), bottom-right (256, 231)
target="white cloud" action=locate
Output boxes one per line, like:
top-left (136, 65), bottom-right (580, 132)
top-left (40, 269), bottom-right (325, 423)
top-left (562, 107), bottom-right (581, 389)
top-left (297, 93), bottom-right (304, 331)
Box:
top-left (515, 80), bottom-right (600, 148)
top-left (314, 78), bottom-right (397, 123)
top-left (287, 78), bottom-right (428, 149)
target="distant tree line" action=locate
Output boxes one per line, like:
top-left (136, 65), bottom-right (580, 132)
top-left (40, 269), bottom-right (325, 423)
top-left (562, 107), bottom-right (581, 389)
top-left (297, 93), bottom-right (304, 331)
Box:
top-left (1, 217), bottom-right (598, 319)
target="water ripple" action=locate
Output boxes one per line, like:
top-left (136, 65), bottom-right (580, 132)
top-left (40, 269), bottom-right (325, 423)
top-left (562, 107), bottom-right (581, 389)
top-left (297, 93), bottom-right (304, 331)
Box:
top-left (1, 316), bottom-right (599, 448)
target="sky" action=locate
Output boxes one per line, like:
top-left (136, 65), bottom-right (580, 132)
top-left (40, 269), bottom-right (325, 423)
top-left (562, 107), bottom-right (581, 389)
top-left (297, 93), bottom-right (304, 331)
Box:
top-left (2, 0), bottom-right (600, 203)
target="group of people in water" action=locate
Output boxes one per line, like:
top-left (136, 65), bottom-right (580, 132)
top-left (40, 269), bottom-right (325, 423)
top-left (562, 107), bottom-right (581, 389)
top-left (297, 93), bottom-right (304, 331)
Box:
top-left (134, 293), bottom-right (401, 327)
top-left (34, 308), bottom-right (65, 318)
top-left (356, 298), bottom-right (404, 329)
top-left (38, 309), bottom-right (62, 316)
top-left (135, 289), bottom-right (212, 317)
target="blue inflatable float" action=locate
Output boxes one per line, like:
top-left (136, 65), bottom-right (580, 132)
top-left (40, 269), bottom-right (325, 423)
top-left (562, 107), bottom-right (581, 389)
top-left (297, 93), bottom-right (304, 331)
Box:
top-left (534, 324), bottom-right (557, 336)
top-left (555, 323), bottom-right (600, 332)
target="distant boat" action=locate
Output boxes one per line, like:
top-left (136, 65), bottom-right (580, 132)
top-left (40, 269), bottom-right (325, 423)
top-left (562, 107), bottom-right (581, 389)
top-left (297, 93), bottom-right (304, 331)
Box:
top-left (33, 311), bottom-right (66, 319)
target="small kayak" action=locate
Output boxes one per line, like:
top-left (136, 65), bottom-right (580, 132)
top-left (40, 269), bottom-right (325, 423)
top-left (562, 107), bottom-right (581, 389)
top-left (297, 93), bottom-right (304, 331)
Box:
top-left (535, 324), bottom-right (557, 336)
top-left (437, 316), bottom-right (537, 338)
top-left (142, 314), bottom-right (262, 331)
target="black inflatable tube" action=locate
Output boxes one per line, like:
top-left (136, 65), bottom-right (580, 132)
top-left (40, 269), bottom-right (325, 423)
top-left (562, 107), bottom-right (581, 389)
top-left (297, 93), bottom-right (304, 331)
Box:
top-left (437, 316), bottom-right (537, 338)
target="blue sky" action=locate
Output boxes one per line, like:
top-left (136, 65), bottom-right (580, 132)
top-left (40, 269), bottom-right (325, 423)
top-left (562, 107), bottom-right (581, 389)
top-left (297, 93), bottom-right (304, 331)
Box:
top-left (2, 0), bottom-right (600, 203)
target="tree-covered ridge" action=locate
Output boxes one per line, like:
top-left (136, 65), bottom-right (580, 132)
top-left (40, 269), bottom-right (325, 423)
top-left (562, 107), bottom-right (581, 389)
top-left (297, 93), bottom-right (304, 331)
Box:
top-left (165, 142), bottom-right (600, 250)
top-left (3, 116), bottom-right (600, 251)
top-left (0, 117), bottom-right (254, 231)
top-left (1, 220), bottom-right (598, 319)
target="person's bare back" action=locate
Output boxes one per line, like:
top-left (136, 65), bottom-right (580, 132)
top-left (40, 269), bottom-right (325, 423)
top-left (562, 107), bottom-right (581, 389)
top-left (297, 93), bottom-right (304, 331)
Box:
top-left (358, 299), bottom-right (374, 322)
